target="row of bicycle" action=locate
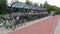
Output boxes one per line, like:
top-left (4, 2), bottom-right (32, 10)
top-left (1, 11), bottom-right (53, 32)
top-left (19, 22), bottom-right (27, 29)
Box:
top-left (0, 18), bottom-right (26, 30)
top-left (0, 14), bottom-right (48, 30)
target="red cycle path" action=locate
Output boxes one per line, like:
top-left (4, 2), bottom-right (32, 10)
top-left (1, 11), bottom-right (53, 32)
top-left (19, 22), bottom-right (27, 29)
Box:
top-left (8, 15), bottom-right (60, 34)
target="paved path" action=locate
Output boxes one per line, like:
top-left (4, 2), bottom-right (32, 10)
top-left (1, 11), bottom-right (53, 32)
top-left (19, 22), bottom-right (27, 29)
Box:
top-left (8, 15), bottom-right (60, 34)
top-left (54, 19), bottom-right (60, 34)
top-left (0, 26), bottom-right (12, 34)
top-left (0, 16), bottom-right (51, 34)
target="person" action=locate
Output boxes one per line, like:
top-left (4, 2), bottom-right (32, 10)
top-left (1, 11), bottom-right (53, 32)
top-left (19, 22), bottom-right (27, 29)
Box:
top-left (51, 11), bottom-right (56, 17)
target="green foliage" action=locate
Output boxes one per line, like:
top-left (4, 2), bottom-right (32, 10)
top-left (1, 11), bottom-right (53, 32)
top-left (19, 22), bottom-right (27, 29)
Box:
top-left (25, 0), bottom-right (39, 7)
top-left (43, 1), bottom-right (60, 14)
top-left (25, 0), bottom-right (33, 5)
top-left (33, 3), bottom-right (39, 7)
top-left (11, 0), bottom-right (19, 4)
top-left (40, 3), bottom-right (43, 7)
top-left (0, 0), bottom-right (7, 14)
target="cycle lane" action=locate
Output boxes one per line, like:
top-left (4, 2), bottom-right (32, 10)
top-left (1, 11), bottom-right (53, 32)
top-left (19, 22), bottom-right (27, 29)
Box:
top-left (8, 15), bottom-right (60, 34)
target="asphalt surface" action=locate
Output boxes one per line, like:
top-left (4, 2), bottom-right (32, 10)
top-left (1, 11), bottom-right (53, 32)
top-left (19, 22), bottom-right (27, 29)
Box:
top-left (8, 15), bottom-right (60, 34)
top-left (0, 16), bottom-right (51, 34)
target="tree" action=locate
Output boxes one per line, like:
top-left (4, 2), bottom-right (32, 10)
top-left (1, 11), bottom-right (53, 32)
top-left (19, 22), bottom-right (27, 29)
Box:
top-left (11, 0), bottom-right (19, 4)
top-left (44, 1), bottom-right (49, 7)
top-left (43, 1), bottom-right (60, 14)
top-left (0, 0), bottom-right (7, 14)
top-left (25, 0), bottom-right (33, 5)
top-left (33, 3), bottom-right (39, 7)
top-left (40, 3), bottom-right (44, 7)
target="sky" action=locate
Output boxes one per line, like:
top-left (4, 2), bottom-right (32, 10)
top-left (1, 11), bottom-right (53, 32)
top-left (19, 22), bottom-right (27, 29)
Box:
top-left (7, 0), bottom-right (60, 7)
